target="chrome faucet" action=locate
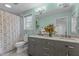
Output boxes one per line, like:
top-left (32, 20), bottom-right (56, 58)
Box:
top-left (65, 31), bottom-right (67, 38)
top-left (64, 31), bottom-right (71, 38)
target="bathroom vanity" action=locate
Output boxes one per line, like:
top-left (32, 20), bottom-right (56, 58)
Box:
top-left (28, 35), bottom-right (79, 56)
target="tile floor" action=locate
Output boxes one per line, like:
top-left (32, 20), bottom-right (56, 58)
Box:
top-left (1, 48), bottom-right (28, 56)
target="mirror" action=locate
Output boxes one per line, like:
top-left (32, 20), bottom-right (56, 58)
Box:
top-left (55, 17), bottom-right (68, 35)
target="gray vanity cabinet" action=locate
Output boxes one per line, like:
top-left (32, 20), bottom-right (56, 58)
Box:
top-left (28, 37), bottom-right (67, 56)
top-left (28, 37), bottom-right (79, 56)
top-left (28, 38), bottom-right (55, 56)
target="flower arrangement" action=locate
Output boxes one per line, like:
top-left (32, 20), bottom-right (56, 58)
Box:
top-left (44, 24), bottom-right (55, 37)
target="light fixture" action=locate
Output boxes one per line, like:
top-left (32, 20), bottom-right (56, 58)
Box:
top-left (35, 6), bottom-right (46, 15)
top-left (35, 6), bottom-right (46, 12)
top-left (4, 4), bottom-right (12, 8)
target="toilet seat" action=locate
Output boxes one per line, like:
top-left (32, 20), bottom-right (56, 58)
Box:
top-left (15, 36), bottom-right (28, 53)
top-left (15, 41), bottom-right (26, 47)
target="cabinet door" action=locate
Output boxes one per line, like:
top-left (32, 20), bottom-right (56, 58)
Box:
top-left (33, 38), bottom-right (49, 56)
top-left (54, 41), bottom-right (67, 56)
top-left (28, 43), bottom-right (37, 56)
top-left (47, 40), bottom-right (56, 56)
top-left (28, 38), bottom-right (50, 56)
top-left (28, 38), bottom-right (37, 55)
top-left (68, 43), bottom-right (79, 56)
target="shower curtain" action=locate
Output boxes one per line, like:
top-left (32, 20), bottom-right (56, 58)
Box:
top-left (0, 10), bottom-right (20, 54)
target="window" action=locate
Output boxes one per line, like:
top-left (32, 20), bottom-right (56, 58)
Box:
top-left (24, 15), bottom-right (33, 30)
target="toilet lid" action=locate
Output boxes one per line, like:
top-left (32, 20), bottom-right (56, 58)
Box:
top-left (16, 41), bottom-right (26, 45)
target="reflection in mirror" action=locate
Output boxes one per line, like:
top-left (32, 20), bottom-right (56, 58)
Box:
top-left (71, 16), bottom-right (77, 33)
top-left (55, 17), bottom-right (68, 36)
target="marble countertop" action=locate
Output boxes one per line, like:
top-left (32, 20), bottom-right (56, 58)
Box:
top-left (29, 35), bottom-right (79, 44)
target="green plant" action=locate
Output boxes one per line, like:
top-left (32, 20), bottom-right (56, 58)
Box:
top-left (36, 20), bottom-right (39, 29)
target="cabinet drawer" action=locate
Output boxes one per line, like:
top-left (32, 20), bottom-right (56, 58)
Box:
top-left (31, 39), bottom-right (48, 47)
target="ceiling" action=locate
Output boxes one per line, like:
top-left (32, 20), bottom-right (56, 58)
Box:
top-left (0, 3), bottom-right (46, 16)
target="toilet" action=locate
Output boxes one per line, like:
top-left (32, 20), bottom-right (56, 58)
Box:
top-left (15, 35), bottom-right (28, 53)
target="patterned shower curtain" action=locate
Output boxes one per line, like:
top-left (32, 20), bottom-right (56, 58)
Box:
top-left (0, 10), bottom-right (20, 54)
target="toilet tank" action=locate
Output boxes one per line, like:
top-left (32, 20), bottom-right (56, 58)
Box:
top-left (24, 34), bottom-right (28, 42)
